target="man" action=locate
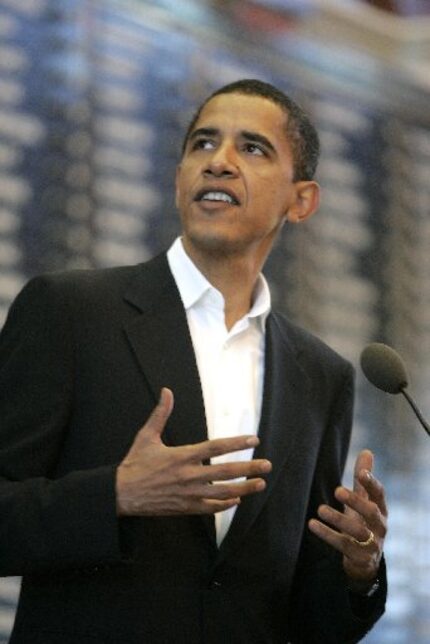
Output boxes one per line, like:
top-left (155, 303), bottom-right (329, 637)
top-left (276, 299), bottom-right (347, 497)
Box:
top-left (0, 79), bottom-right (387, 643)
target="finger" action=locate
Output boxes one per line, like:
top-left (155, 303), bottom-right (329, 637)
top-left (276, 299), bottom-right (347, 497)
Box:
top-left (316, 504), bottom-right (374, 543)
top-left (353, 449), bottom-right (373, 497)
top-left (134, 497), bottom-right (244, 516)
top-left (308, 518), bottom-right (345, 551)
top-left (193, 459), bottom-right (272, 483)
top-left (154, 479), bottom-right (267, 516)
top-left (335, 487), bottom-right (387, 537)
top-left (134, 388), bottom-right (174, 446)
top-left (187, 477), bottom-right (267, 501)
top-left (186, 434), bottom-right (260, 462)
top-left (357, 470), bottom-right (388, 519)
top-left (308, 518), bottom-right (374, 557)
top-left (199, 498), bottom-right (242, 514)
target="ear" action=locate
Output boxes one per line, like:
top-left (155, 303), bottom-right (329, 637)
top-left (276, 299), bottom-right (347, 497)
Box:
top-left (174, 164), bottom-right (182, 209)
top-left (286, 181), bottom-right (320, 224)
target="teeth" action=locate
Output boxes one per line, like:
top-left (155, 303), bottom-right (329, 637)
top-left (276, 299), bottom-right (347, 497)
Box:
top-left (201, 191), bottom-right (234, 204)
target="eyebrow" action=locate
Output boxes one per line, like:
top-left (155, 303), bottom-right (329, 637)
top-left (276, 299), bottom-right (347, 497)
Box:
top-left (188, 127), bottom-right (219, 144)
top-left (188, 127), bottom-right (276, 154)
top-left (242, 130), bottom-right (276, 154)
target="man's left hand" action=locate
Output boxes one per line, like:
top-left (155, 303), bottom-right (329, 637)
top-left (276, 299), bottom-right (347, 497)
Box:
top-left (308, 449), bottom-right (388, 585)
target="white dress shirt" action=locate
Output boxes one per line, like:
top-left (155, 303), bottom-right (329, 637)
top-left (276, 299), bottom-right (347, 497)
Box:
top-left (167, 238), bottom-right (271, 545)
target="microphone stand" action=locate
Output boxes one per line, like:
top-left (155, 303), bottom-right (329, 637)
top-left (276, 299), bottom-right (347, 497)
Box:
top-left (400, 388), bottom-right (430, 437)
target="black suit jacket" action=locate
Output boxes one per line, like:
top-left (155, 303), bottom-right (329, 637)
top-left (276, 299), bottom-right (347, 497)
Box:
top-left (0, 253), bottom-right (386, 643)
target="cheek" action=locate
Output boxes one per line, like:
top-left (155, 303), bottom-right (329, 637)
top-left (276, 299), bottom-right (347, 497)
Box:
top-left (258, 185), bottom-right (289, 216)
top-left (177, 166), bottom-right (198, 197)
top-left (175, 176), bottom-right (191, 206)
top-left (271, 182), bottom-right (294, 212)
top-left (253, 170), bottom-right (289, 197)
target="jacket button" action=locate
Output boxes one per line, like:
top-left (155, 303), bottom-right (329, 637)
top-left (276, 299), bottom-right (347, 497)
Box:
top-left (211, 580), bottom-right (222, 589)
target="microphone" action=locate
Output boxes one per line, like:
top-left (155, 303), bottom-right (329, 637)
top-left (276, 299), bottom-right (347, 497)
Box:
top-left (360, 342), bottom-right (430, 438)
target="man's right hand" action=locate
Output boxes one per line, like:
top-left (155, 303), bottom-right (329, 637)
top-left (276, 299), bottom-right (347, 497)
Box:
top-left (116, 388), bottom-right (272, 516)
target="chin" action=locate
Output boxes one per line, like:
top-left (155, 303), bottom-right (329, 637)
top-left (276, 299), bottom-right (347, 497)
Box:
top-left (186, 231), bottom-right (250, 258)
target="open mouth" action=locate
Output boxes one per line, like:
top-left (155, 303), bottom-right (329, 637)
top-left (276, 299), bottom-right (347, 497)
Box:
top-left (194, 189), bottom-right (240, 206)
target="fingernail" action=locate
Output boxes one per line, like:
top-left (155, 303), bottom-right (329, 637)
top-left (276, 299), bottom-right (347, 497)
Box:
top-left (317, 505), bottom-right (331, 519)
top-left (335, 487), bottom-right (348, 501)
top-left (246, 436), bottom-right (259, 446)
top-left (260, 460), bottom-right (272, 472)
top-left (308, 519), bottom-right (322, 535)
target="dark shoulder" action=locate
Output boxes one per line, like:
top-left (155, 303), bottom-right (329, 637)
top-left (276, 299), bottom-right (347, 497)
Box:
top-left (270, 311), bottom-right (353, 381)
top-left (23, 253), bottom-right (166, 302)
top-left (5, 254), bottom-right (169, 328)
top-left (29, 263), bottom-right (142, 297)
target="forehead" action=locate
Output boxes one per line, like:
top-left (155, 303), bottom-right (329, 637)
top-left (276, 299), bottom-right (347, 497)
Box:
top-left (193, 93), bottom-right (290, 144)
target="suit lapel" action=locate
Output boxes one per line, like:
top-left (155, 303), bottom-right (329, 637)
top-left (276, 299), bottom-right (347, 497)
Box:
top-left (122, 254), bottom-right (217, 544)
top-left (122, 254), bottom-right (208, 449)
top-left (216, 313), bottom-right (313, 563)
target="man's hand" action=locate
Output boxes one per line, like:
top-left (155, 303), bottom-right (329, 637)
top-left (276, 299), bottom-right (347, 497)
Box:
top-left (116, 388), bottom-right (272, 516)
top-left (308, 450), bottom-right (388, 585)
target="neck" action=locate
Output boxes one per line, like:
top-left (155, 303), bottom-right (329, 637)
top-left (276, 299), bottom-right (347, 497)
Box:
top-left (182, 238), bottom-right (265, 330)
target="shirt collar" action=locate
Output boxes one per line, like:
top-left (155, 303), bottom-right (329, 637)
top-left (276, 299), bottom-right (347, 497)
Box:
top-left (167, 237), bottom-right (271, 329)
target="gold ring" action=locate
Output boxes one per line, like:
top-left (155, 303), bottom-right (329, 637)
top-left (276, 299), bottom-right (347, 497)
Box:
top-left (352, 530), bottom-right (375, 547)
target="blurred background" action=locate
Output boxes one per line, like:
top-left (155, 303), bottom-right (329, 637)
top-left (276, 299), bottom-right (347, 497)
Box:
top-left (0, 0), bottom-right (429, 641)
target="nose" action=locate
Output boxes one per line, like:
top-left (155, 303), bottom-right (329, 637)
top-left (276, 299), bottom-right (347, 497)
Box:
top-left (203, 143), bottom-right (238, 178)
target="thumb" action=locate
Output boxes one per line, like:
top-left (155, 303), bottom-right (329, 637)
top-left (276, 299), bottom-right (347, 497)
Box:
top-left (135, 388), bottom-right (174, 447)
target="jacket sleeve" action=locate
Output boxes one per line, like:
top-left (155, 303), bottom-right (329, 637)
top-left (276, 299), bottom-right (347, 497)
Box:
top-left (287, 364), bottom-right (387, 643)
top-left (0, 276), bottom-right (123, 576)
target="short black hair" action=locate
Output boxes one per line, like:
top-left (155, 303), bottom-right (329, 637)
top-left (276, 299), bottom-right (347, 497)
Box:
top-left (181, 78), bottom-right (320, 181)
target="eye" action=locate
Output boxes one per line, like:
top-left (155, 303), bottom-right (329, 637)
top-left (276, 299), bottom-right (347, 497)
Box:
top-left (244, 142), bottom-right (265, 156)
top-left (191, 138), bottom-right (215, 151)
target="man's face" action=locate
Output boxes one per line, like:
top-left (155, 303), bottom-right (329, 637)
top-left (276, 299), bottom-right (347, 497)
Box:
top-left (175, 92), bottom-right (302, 262)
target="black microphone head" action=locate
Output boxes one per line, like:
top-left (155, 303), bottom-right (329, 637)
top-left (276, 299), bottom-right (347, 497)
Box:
top-left (360, 342), bottom-right (408, 394)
